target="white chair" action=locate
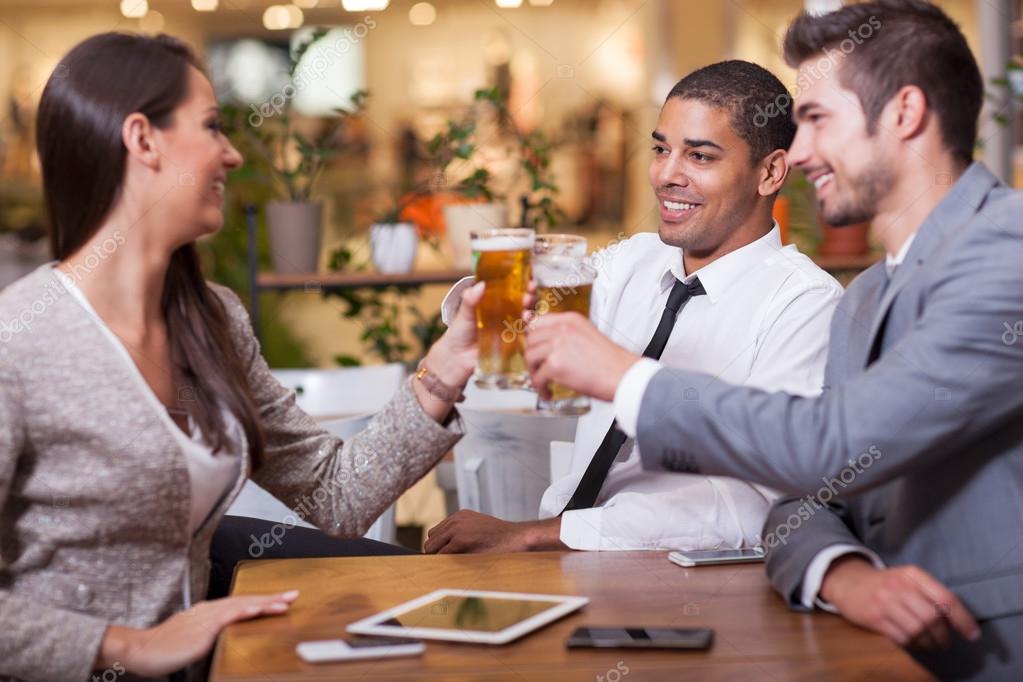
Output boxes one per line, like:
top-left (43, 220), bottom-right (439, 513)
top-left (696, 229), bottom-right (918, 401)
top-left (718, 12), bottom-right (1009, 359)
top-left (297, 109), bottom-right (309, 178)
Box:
top-left (452, 384), bottom-right (580, 522)
top-left (226, 364), bottom-right (406, 544)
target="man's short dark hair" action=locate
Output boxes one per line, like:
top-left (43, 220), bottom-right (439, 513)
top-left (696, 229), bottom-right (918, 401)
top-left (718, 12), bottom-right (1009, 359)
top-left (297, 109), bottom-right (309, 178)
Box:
top-left (667, 60), bottom-right (797, 164)
top-left (783, 0), bottom-right (982, 165)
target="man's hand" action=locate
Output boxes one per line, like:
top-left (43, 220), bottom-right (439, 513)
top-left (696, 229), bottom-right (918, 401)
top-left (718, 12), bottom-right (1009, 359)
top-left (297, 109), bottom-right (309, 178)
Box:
top-left (524, 312), bottom-right (642, 402)
top-left (820, 556), bottom-right (981, 651)
top-left (424, 510), bottom-right (564, 554)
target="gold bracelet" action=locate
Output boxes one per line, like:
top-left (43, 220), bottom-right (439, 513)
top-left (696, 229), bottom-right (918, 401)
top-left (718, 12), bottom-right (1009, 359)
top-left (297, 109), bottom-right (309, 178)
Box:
top-left (415, 361), bottom-right (466, 403)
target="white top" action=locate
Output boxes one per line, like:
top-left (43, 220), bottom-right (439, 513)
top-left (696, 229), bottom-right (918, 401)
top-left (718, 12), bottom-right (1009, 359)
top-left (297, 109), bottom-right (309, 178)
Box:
top-left (542, 225), bottom-right (843, 551)
top-left (54, 267), bottom-right (242, 534)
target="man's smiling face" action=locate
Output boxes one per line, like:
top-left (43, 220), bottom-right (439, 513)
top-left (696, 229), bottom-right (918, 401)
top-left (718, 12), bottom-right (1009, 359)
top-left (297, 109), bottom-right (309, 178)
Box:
top-left (648, 97), bottom-right (765, 256)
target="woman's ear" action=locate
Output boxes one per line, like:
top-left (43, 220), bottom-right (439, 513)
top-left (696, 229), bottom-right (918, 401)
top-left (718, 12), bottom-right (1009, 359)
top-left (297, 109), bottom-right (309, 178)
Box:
top-left (122, 112), bottom-right (161, 170)
top-left (758, 148), bottom-right (789, 197)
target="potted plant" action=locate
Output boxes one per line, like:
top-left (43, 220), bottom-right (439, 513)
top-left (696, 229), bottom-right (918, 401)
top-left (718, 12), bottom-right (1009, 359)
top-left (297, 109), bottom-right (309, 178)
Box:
top-left (422, 90), bottom-right (505, 269)
top-left (367, 192), bottom-right (423, 275)
top-left (239, 31), bottom-right (368, 274)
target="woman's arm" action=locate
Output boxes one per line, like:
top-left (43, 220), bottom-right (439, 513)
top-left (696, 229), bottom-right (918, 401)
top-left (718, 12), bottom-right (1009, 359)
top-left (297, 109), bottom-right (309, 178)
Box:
top-left (213, 283), bottom-right (485, 538)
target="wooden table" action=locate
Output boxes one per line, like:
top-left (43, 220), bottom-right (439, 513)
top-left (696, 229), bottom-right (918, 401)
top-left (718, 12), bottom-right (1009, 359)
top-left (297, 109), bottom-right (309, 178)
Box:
top-left (210, 552), bottom-right (930, 681)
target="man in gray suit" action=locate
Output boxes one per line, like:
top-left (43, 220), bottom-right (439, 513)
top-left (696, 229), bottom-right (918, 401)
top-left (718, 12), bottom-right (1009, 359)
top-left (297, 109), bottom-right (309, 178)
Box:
top-left (524, 1), bottom-right (1023, 678)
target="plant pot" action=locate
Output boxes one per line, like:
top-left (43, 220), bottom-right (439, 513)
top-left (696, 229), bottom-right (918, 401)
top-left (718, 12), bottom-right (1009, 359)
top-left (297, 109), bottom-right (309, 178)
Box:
top-left (370, 222), bottom-right (419, 274)
top-left (442, 202), bottom-right (508, 270)
top-left (266, 201), bottom-right (322, 274)
top-left (817, 215), bottom-right (870, 257)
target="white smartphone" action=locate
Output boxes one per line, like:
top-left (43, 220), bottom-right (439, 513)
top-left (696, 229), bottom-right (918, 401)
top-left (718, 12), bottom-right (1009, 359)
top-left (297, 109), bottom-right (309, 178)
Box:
top-left (295, 636), bottom-right (425, 664)
top-left (667, 547), bottom-right (766, 568)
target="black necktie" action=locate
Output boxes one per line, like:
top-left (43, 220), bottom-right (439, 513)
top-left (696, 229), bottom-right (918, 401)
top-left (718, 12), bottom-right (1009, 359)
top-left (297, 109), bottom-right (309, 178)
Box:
top-left (560, 276), bottom-right (706, 513)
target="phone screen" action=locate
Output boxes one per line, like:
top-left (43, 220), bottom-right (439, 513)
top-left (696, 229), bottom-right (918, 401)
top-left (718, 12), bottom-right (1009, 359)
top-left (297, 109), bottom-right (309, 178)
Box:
top-left (568, 626), bottom-right (713, 650)
top-left (682, 548), bottom-right (764, 561)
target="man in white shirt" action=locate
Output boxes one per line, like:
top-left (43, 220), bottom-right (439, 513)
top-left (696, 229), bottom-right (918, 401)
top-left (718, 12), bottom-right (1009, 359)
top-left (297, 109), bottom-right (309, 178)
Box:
top-left (424, 60), bottom-right (843, 555)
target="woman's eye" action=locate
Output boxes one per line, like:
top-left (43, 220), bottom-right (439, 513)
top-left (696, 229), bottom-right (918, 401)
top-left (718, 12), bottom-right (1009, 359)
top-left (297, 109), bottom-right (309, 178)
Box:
top-left (207, 120), bottom-right (223, 133)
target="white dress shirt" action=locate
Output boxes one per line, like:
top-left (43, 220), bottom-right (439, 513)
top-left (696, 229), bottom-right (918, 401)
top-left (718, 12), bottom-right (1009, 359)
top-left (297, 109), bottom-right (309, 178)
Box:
top-left (534, 225), bottom-right (843, 551)
top-left (55, 267), bottom-right (242, 534)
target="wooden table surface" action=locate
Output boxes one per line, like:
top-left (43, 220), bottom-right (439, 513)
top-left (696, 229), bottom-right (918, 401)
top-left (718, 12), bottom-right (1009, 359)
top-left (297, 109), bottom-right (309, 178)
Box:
top-left (210, 551), bottom-right (931, 681)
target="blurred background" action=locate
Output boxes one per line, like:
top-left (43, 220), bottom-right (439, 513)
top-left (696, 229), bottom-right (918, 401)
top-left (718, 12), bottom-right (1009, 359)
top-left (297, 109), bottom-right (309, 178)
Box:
top-left (1, 0), bottom-right (1020, 544)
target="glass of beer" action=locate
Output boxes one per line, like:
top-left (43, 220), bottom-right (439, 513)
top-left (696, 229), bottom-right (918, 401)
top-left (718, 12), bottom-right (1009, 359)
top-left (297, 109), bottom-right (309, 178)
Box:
top-left (533, 250), bottom-right (597, 415)
top-left (471, 228), bottom-right (535, 389)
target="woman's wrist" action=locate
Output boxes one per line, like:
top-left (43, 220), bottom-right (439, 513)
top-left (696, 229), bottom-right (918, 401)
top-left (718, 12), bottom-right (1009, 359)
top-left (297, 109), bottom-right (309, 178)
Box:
top-left (423, 335), bottom-right (474, 389)
top-left (95, 625), bottom-right (136, 671)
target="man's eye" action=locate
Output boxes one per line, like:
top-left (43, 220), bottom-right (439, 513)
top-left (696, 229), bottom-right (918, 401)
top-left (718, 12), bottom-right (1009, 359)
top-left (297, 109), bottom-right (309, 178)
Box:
top-left (652, 145), bottom-right (668, 155)
top-left (691, 152), bottom-right (712, 162)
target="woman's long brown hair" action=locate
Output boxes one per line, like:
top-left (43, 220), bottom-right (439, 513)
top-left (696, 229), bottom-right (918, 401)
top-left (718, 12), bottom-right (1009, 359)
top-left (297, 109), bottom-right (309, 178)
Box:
top-left (36, 33), bottom-right (264, 467)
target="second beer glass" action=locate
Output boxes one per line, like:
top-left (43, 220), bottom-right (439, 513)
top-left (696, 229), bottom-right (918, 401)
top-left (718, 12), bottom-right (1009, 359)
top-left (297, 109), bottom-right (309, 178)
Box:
top-left (471, 228), bottom-right (535, 389)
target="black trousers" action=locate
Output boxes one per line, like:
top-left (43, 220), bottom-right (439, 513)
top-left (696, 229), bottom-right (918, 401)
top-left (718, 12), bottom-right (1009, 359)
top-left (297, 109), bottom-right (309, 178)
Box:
top-left (207, 515), bottom-right (416, 600)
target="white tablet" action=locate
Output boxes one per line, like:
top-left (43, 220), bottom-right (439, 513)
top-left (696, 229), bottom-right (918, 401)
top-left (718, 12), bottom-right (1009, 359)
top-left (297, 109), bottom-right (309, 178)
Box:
top-left (346, 589), bottom-right (589, 645)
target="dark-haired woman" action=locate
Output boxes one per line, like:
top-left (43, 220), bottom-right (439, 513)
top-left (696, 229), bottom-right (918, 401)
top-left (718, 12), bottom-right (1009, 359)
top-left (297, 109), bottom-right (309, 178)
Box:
top-left (0, 32), bottom-right (485, 681)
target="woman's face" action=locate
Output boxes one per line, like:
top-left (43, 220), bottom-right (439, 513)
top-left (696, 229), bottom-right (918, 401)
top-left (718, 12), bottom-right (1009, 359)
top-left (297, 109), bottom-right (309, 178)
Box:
top-left (149, 66), bottom-right (242, 243)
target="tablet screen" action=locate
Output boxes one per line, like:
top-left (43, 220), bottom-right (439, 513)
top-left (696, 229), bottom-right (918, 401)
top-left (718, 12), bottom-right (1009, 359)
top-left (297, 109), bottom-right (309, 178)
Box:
top-left (385, 595), bottom-right (559, 633)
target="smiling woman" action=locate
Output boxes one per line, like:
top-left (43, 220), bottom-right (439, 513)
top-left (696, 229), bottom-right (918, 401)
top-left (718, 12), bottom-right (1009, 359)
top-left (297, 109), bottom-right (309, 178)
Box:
top-left (0, 31), bottom-right (487, 682)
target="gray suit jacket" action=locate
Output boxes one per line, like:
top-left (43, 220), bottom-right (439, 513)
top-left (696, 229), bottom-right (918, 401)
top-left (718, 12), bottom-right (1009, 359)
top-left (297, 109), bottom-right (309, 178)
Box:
top-left (634, 163), bottom-right (1023, 621)
top-left (0, 265), bottom-right (462, 681)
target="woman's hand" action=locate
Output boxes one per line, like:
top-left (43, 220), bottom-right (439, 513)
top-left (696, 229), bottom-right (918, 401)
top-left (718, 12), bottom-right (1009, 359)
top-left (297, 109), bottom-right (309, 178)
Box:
top-left (422, 281), bottom-right (486, 390)
top-left (95, 590), bottom-right (299, 677)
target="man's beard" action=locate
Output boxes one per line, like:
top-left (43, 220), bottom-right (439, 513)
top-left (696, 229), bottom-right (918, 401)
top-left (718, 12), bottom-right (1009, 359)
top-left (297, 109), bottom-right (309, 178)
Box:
top-left (821, 163), bottom-right (893, 227)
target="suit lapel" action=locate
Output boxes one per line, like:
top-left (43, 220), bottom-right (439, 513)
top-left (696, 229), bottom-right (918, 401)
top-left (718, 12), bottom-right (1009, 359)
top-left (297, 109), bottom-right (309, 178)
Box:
top-left (861, 164), bottom-right (999, 368)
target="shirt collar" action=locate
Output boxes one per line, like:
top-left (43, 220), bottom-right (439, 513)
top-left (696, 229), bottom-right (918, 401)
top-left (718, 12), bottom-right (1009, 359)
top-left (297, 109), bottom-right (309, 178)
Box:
top-left (658, 222), bottom-right (783, 304)
top-left (885, 232), bottom-right (917, 276)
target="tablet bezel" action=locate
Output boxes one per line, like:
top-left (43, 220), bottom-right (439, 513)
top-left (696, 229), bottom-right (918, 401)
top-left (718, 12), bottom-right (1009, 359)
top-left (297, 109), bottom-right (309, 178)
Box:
top-left (346, 588), bottom-right (590, 645)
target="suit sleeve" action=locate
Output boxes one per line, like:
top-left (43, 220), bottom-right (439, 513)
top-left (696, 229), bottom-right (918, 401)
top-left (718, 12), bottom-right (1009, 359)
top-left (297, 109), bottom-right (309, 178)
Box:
top-left (214, 286), bottom-right (463, 537)
top-left (0, 364), bottom-right (110, 682)
top-left (634, 212), bottom-right (1023, 497)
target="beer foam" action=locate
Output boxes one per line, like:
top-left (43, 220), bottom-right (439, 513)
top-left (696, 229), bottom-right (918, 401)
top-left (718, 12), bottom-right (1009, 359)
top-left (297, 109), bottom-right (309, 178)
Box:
top-left (471, 236), bottom-right (534, 251)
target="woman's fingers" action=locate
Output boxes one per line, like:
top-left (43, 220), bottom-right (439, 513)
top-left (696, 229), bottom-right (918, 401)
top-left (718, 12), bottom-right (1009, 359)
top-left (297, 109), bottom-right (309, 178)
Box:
top-left (215, 590), bottom-right (300, 628)
top-left (457, 282), bottom-right (486, 321)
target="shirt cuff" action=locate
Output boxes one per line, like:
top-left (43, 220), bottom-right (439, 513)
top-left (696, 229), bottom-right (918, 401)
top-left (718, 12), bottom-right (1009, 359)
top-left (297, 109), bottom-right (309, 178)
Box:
top-left (613, 358), bottom-right (662, 438)
top-left (440, 276), bottom-right (476, 327)
top-left (559, 508), bottom-right (605, 550)
top-left (801, 543), bottom-right (886, 613)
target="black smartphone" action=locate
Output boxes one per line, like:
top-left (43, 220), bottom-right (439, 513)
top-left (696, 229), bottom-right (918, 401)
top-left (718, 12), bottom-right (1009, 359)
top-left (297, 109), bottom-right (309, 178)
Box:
top-left (566, 626), bottom-right (713, 650)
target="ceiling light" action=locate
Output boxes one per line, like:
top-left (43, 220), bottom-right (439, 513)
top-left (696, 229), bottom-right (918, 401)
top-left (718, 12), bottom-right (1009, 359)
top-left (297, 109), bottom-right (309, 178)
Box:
top-left (409, 2), bottom-right (435, 25)
top-left (294, 0), bottom-right (319, 7)
top-left (120, 0), bottom-right (148, 19)
top-left (496, 0), bottom-right (523, 6)
top-left (263, 4), bottom-right (303, 29)
top-left (528, 0), bottom-right (554, 5)
top-left (191, 0), bottom-right (218, 10)
top-left (342, 0), bottom-right (389, 10)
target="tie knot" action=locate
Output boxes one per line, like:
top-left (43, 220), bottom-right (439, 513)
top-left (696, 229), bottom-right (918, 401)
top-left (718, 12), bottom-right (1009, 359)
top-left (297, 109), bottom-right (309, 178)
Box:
top-left (665, 276), bottom-right (705, 313)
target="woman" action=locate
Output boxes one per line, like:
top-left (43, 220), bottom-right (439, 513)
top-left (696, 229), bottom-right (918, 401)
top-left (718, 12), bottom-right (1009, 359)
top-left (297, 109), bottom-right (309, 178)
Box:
top-left (0, 33), bottom-right (485, 681)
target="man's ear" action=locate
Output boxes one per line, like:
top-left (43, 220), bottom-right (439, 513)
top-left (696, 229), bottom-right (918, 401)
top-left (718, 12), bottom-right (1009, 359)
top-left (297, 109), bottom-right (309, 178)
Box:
top-left (881, 84), bottom-right (928, 143)
top-left (758, 149), bottom-right (789, 197)
top-left (121, 112), bottom-right (161, 170)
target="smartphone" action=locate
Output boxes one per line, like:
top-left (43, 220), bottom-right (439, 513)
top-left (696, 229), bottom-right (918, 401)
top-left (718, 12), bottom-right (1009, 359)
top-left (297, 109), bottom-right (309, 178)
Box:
top-left (566, 626), bottom-right (713, 650)
top-left (296, 636), bottom-right (425, 663)
top-left (667, 547), bottom-right (766, 567)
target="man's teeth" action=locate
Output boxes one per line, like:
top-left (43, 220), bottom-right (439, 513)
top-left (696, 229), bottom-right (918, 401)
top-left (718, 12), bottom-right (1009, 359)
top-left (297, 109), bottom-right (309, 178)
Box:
top-left (663, 200), bottom-right (698, 211)
top-left (813, 173), bottom-right (834, 190)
